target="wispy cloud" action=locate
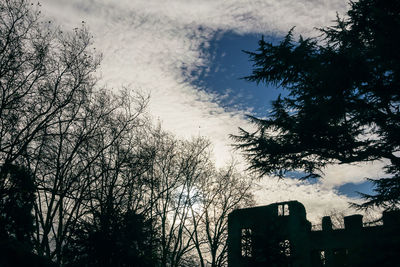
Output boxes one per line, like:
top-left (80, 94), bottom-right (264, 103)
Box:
top-left (38, 0), bottom-right (380, 220)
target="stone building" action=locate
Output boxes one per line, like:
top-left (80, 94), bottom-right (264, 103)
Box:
top-left (227, 201), bottom-right (400, 267)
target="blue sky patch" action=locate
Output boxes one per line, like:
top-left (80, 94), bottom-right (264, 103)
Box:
top-left (192, 31), bottom-right (287, 116)
top-left (336, 180), bottom-right (376, 198)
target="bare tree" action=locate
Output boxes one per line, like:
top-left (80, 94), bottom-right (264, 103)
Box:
top-left (57, 93), bottom-right (158, 267)
top-left (143, 129), bottom-right (213, 267)
top-left (190, 162), bottom-right (255, 267)
top-left (1, 0), bottom-right (98, 261)
top-left (29, 88), bottom-right (148, 263)
top-left (0, 0), bottom-right (101, 167)
top-left (138, 129), bottom-right (255, 267)
top-left (0, 0), bottom-right (150, 263)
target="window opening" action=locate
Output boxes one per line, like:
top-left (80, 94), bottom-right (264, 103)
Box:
top-left (320, 250), bottom-right (326, 266)
top-left (284, 204), bottom-right (290, 215)
top-left (278, 205), bottom-right (284, 216)
top-left (278, 204), bottom-right (290, 216)
top-left (332, 249), bottom-right (348, 266)
top-left (279, 240), bottom-right (291, 257)
top-left (241, 228), bottom-right (252, 257)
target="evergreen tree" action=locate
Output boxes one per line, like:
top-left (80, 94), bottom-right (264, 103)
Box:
top-left (0, 164), bottom-right (35, 246)
top-left (63, 211), bottom-right (158, 267)
top-left (233, 0), bottom-right (400, 209)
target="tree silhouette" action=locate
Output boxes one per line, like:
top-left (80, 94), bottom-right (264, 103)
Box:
top-left (0, 164), bottom-right (56, 266)
top-left (189, 162), bottom-right (254, 267)
top-left (63, 211), bottom-right (158, 267)
top-left (233, 0), bottom-right (400, 209)
top-left (1, 0), bottom-right (149, 263)
top-left (0, 164), bottom-right (35, 246)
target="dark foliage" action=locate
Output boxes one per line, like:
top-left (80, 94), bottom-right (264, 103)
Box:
top-left (0, 164), bottom-right (35, 245)
top-left (232, 0), bottom-right (400, 209)
top-left (63, 210), bottom-right (158, 267)
top-left (0, 239), bottom-right (57, 267)
top-left (0, 164), bottom-right (57, 266)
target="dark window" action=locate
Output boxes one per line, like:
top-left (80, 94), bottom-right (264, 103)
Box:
top-left (332, 249), bottom-right (348, 266)
top-left (311, 250), bottom-right (326, 267)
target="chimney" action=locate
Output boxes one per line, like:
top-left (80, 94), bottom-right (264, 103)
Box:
top-left (322, 216), bottom-right (332, 231)
top-left (344, 214), bottom-right (363, 230)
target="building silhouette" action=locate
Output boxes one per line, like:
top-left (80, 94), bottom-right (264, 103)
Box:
top-left (227, 201), bottom-right (400, 267)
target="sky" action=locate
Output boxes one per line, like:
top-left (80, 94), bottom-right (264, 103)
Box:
top-left (38, 0), bottom-right (385, 223)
